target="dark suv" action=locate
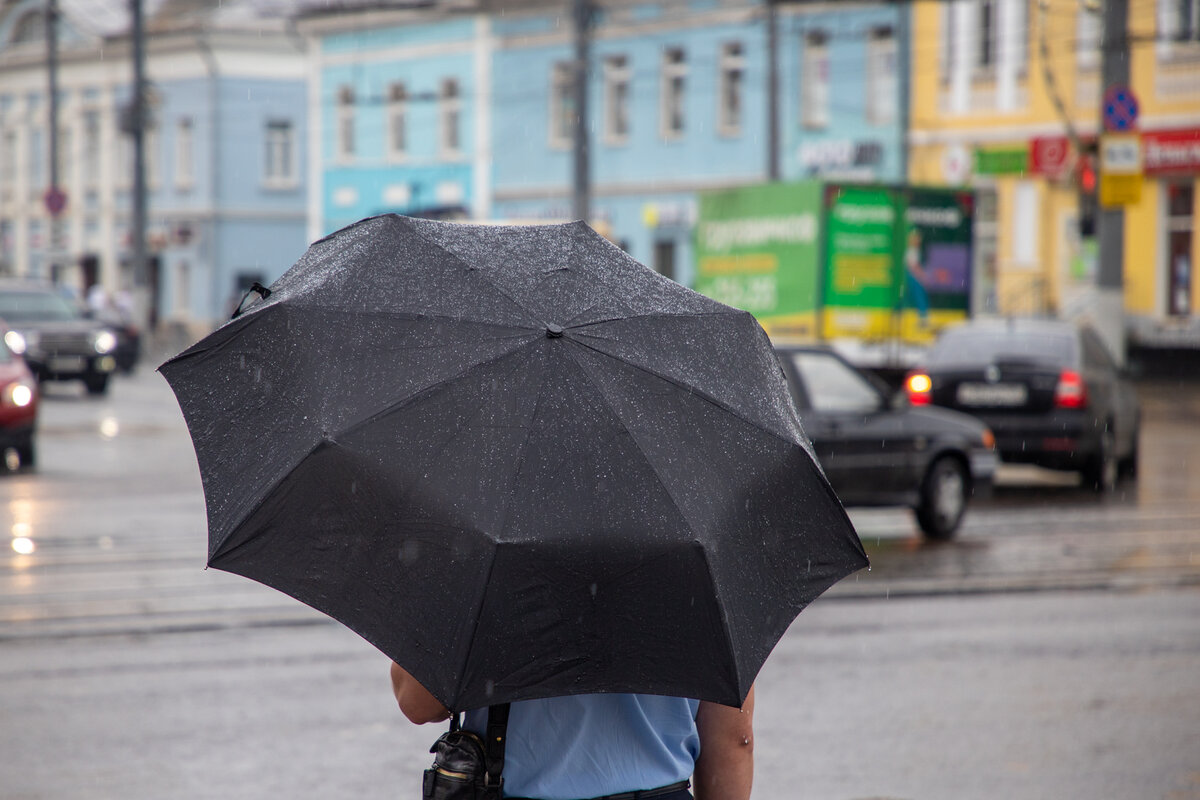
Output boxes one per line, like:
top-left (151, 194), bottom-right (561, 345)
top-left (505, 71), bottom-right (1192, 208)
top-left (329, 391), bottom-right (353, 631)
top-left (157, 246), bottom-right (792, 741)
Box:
top-left (0, 281), bottom-right (119, 395)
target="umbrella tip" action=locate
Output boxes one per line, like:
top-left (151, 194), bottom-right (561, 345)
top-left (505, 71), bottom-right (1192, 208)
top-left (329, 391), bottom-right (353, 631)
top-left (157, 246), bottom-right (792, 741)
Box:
top-left (545, 323), bottom-right (565, 339)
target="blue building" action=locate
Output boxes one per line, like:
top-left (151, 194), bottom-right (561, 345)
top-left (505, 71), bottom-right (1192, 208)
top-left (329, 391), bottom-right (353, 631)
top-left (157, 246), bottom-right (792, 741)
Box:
top-left (299, 0), bottom-right (907, 288)
top-left (0, 0), bottom-right (308, 333)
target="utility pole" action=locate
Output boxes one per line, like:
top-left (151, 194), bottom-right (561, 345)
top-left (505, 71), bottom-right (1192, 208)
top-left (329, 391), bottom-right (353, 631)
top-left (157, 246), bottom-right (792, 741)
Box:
top-left (766, 0), bottom-right (780, 182)
top-left (45, 0), bottom-right (65, 280)
top-left (1097, 0), bottom-right (1129, 364)
top-left (571, 0), bottom-right (591, 223)
top-left (129, 0), bottom-right (150, 326)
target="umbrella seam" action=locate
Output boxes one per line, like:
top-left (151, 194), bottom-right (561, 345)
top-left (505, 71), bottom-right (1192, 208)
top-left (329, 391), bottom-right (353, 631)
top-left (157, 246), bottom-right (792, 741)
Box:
top-left (331, 337), bottom-right (542, 444)
top-left (566, 331), bottom-right (805, 451)
top-left (560, 344), bottom-right (745, 698)
top-left (448, 341), bottom-right (551, 710)
top-left (401, 216), bottom-right (547, 326)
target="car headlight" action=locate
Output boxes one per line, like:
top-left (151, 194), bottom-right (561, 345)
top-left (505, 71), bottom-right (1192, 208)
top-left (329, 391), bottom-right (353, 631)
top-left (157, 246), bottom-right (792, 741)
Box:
top-left (4, 380), bottom-right (34, 408)
top-left (4, 330), bottom-right (27, 355)
top-left (91, 330), bottom-right (118, 354)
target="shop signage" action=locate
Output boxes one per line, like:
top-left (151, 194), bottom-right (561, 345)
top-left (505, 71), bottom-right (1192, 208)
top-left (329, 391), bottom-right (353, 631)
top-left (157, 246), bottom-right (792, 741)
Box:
top-left (1099, 133), bottom-right (1142, 207)
top-left (798, 139), bottom-right (884, 172)
top-left (974, 147), bottom-right (1029, 175)
top-left (1030, 136), bottom-right (1071, 178)
top-left (1142, 129), bottom-right (1200, 175)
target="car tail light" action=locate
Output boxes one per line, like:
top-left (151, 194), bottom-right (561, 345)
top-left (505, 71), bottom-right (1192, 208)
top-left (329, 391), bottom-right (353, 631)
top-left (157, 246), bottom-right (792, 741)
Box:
top-left (905, 372), bottom-right (932, 405)
top-left (1054, 369), bottom-right (1088, 409)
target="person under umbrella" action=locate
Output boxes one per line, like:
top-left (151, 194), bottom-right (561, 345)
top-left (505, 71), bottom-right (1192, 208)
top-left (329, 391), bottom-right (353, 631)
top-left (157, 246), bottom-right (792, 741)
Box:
top-left (391, 663), bottom-right (753, 800)
top-left (159, 215), bottom-right (866, 800)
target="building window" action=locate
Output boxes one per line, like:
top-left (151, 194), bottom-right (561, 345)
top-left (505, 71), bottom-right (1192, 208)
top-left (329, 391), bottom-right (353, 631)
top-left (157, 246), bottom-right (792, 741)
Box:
top-left (145, 124), bottom-right (159, 188)
top-left (265, 119), bottom-right (296, 187)
top-left (660, 47), bottom-right (687, 140)
top-left (336, 85), bottom-right (355, 162)
top-left (801, 32), bottom-right (829, 130)
top-left (1158, 0), bottom-right (1200, 58)
top-left (867, 27), bottom-right (897, 125)
top-left (0, 129), bottom-right (14, 203)
top-left (54, 125), bottom-right (71, 189)
top-left (718, 42), bottom-right (744, 137)
top-left (29, 126), bottom-right (45, 199)
top-left (387, 82), bottom-right (408, 160)
top-left (549, 61), bottom-right (573, 149)
top-left (1166, 182), bottom-right (1194, 316)
top-left (175, 116), bottom-right (194, 190)
top-left (1077, 4), bottom-right (1101, 69)
top-left (654, 240), bottom-right (676, 281)
top-left (82, 109), bottom-right (100, 190)
top-left (975, 0), bottom-right (997, 71)
top-left (603, 55), bottom-right (630, 145)
top-left (440, 78), bottom-right (462, 159)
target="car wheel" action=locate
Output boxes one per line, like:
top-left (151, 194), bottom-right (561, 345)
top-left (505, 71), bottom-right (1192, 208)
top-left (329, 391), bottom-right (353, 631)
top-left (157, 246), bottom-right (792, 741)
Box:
top-left (84, 374), bottom-right (110, 396)
top-left (16, 436), bottom-right (36, 470)
top-left (1119, 423), bottom-right (1139, 480)
top-left (1083, 425), bottom-right (1117, 493)
top-left (915, 456), bottom-right (968, 541)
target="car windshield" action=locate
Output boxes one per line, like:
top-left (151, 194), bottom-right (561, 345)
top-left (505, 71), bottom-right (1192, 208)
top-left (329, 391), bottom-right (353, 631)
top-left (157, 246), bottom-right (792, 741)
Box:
top-left (927, 329), bottom-right (1076, 367)
top-left (789, 351), bottom-right (882, 413)
top-left (0, 290), bottom-right (81, 323)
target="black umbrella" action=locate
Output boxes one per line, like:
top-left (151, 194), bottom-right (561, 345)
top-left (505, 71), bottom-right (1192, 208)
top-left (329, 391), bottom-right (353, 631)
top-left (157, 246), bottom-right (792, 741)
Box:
top-left (159, 214), bottom-right (866, 711)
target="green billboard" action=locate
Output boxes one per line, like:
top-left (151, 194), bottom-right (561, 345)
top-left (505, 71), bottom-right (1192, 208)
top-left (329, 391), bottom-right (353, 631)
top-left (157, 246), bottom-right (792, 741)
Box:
top-left (695, 181), bottom-right (974, 346)
top-left (693, 181), bottom-right (822, 340)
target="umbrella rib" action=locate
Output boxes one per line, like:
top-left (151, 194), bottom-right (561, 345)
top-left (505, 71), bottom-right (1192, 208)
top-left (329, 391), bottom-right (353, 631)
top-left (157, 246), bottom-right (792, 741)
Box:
top-left (566, 331), bottom-right (802, 449)
top-left (403, 220), bottom-right (545, 325)
top-left (331, 336), bottom-right (541, 443)
top-left (560, 344), bottom-right (743, 696)
top-left (447, 344), bottom-right (551, 710)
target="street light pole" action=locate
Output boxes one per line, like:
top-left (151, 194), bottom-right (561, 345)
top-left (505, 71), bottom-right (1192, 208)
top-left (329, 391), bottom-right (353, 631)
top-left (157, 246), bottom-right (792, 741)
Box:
top-left (571, 0), bottom-right (591, 223)
top-left (130, 0), bottom-right (150, 325)
top-left (1096, 0), bottom-right (1129, 364)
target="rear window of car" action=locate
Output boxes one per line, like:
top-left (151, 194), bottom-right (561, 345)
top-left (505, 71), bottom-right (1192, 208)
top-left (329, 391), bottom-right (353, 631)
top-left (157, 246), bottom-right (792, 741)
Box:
top-left (0, 290), bottom-right (81, 323)
top-left (927, 329), bottom-right (1077, 367)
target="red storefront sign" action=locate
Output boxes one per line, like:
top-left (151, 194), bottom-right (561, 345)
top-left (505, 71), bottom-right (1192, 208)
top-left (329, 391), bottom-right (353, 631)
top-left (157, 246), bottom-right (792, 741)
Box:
top-left (1030, 135), bottom-right (1071, 177)
top-left (1143, 129), bottom-right (1200, 175)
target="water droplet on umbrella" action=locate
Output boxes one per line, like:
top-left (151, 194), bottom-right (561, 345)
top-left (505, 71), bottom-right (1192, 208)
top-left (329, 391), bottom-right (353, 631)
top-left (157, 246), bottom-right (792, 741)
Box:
top-left (590, 583), bottom-right (598, 598)
top-left (485, 680), bottom-right (495, 697)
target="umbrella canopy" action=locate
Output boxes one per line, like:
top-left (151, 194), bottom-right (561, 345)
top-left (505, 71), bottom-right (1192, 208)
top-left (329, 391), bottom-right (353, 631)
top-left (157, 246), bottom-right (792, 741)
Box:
top-left (160, 214), bottom-right (867, 711)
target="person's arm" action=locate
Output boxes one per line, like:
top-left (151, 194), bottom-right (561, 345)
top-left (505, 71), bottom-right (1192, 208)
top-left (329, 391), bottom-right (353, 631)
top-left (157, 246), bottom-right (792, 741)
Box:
top-left (389, 662), bottom-right (451, 725)
top-left (693, 685), bottom-right (755, 800)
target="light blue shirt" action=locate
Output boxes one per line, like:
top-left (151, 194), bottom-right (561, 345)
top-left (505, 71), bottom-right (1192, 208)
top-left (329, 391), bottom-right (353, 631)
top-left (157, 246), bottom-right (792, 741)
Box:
top-left (464, 694), bottom-right (701, 800)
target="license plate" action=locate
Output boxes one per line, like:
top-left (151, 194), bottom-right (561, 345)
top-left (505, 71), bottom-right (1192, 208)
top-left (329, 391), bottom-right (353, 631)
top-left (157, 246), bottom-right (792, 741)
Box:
top-left (49, 355), bottom-right (86, 372)
top-left (956, 382), bottom-right (1028, 406)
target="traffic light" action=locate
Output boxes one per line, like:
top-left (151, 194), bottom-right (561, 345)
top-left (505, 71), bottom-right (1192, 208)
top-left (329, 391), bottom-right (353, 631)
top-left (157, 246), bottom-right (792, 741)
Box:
top-left (1077, 144), bottom-right (1099, 238)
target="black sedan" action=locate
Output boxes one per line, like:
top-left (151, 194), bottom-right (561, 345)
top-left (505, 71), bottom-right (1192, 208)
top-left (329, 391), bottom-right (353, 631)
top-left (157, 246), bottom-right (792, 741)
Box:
top-left (777, 345), bottom-right (998, 540)
top-left (905, 318), bottom-right (1140, 492)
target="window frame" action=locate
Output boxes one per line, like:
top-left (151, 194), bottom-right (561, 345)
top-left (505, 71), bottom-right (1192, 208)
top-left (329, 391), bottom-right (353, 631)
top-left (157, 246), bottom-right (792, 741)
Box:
top-left (387, 81), bottom-right (409, 162)
top-left (602, 54), bottom-right (630, 146)
top-left (660, 46), bottom-right (687, 141)
top-left (264, 118), bottom-right (297, 189)
top-left (801, 31), bottom-right (830, 131)
top-left (717, 41), bottom-right (745, 138)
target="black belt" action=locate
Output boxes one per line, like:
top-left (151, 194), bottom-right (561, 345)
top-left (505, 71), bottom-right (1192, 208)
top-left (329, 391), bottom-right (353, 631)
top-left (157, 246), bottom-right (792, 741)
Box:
top-left (508, 779), bottom-right (690, 800)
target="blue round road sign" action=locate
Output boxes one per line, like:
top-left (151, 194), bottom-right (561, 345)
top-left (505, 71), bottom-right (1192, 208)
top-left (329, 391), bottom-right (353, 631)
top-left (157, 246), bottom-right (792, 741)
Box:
top-left (1103, 86), bottom-right (1139, 132)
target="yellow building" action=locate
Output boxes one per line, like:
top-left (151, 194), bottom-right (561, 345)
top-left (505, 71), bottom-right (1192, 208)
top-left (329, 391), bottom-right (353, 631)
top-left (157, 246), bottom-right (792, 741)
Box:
top-left (908, 0), bottom-right (1200, 351)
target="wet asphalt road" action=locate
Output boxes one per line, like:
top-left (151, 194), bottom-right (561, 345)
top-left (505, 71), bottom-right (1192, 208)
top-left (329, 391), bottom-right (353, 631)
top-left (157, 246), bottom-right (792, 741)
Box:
top-left (1, 365), bottom-right (1198, 799)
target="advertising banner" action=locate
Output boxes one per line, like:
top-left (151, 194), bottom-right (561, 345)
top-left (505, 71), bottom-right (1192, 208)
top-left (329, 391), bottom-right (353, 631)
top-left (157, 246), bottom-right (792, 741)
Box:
top-left (900, 188), bottom-right (974, 342)
top-left (822, 185), bottom-right (899, 340)
top-left (822, 186), bottom-right (973, 344)
top-left (694, 182), bottom-right (822, 340)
